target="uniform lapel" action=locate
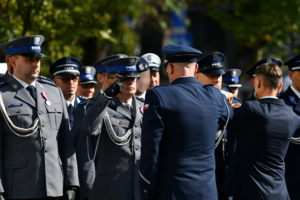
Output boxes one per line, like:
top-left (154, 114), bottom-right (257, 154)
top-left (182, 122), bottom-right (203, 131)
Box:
top-left (111, 97), bottom-right (133, 120)
top-left (133, 96), bottom-right (143, 124)
top-left (8, 76), bottom-right (36, 108)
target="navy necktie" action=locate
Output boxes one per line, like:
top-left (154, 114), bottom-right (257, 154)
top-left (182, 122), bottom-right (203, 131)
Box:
top-left (125, 104), bottom-right (132, 113)
top-left (26, 85), bottom-right (36, 101)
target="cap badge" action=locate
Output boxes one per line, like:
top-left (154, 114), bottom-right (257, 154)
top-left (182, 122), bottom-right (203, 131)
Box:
top-left (12, 84), bottom-right (18, 90)
top-left (213, 53), bottom-right (218, 60)
top-left (139, 63), bottom-right (144, 71)
top-left (86, 67), bottom-right (91, 73)
top-left (267, 58), bottom-right (272, 63)
top-left (34, 36), bottom-right (41, 45)
top-left (129, 58), bottom-right (135, 65)
top-left (66, 57), bottom-right (72, 64)
top-left (147, 55), bottom-right (152, 61)
top-left (232, 70), bottom-right (236, 77)
top-left (120, 55), bottom-right (125, 58)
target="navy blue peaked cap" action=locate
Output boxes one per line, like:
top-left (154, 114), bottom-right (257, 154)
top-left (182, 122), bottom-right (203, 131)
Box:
top-left (284, 54), bottom-right (300, 71)
top-left (93, 54), bottom-right (128, 73)
top-left (246, 57), bottom-right (283, 78)
top-left (223, 69), bottom-right (242, 88)
top-left (102, 56), bottom-right (140, 78)
top-left (79, 66), bottom-right (97, 85)
top-left (162, 44), bottom-right (202, 66)
top-left (197, 52), bottom-right (225, 75)
top-left (1, 35), bottom-right (46, 58)
top-left (137, 57), bottom-right (150, 72)
top-left (50, 57), bottom-right (82, 76)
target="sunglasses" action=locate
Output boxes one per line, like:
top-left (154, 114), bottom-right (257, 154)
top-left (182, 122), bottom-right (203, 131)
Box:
top-left (55, 76), bottom-right (79, 83)
top-left (109, 77), bottom-right (138, 83)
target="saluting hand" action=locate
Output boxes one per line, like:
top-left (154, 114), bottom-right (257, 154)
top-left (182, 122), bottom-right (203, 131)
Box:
top-left (103, 75), bottom-right (130, 99)
top-left (231, 103), bottom-right (241, 109)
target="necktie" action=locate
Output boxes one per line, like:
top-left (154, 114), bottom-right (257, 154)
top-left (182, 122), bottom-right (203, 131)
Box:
top-left (68, 104), bottom-right (74, 123)
top-left (26, 85), bottom-right (36, 101)
top-left (125, 104), bottom-right (132, 113)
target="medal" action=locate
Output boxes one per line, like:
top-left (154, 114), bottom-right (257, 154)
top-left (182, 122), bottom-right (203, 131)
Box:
top-left (41, 91), bottom-right (51, 106)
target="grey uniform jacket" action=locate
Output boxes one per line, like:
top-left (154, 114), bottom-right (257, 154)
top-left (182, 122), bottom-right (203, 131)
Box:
top-left (79, 94), bottom-right (144, 200)
top-left (0, 76), bottom-right (79, 199)
top-left (0, 71), bottom-right (10, 83)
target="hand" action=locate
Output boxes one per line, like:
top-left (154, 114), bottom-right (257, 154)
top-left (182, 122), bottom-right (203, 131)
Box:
top-left (225, 91), bottom-right (233, 104)
top-left (64, 186), bottom-right (77, 200)
top-left (103, 75), bottom-right (129, 99)
top-left (231, 103), bottom-right (241, 109)
top-left (0, 193), bottom-right (4, 200)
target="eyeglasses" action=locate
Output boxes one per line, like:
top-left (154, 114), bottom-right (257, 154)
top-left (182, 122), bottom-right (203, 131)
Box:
top-left (55, 76), bottom-right (79, 83)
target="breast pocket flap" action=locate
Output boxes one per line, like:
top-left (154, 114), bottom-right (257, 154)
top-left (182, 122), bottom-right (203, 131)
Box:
top-left (98, 163), bottom-right (121, 175)
top-left (7, 106), bottom-right (32, 116)
top-left (3, 157), bottom-right (26, 170)
top-left (46, 104), bottom-right (62, 113)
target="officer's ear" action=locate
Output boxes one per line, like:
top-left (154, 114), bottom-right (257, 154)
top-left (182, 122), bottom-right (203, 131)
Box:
top-left (288, 70), bottom-right (294, 81)
top-left (278, 77), bottom-right (283, 93)
top-left (10, 55), bottom-right (18, 69)
top-left (194, 63), bottom-right (198, 76)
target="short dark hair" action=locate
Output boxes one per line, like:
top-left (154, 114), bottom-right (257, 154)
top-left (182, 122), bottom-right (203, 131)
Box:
top-left (255, 63), bottom-right (282, 90)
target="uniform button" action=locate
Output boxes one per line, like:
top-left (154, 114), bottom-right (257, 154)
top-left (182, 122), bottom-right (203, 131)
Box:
top-left (226, 166), bottom-right (228, 170)
top-left (135, 124), bottom-right (137, 127)
top-left (135, 147), bottom-right (139, 151)
top-left (119, 122), bottom-right (122, 125)
top-left (42, 124), bottom-right (45, 127)
top-left (144, 190), bottom-right (147, 193)
top-left (17, 109), bottom-right (20, 113)
top-left (38, 111), bottom-right (42, 115)
top-left (135, 136), bottom-right (138, 139)
top-left (44, 137), bottom-right (47, 140)
top-left (45, 149), bottom-right (48, 153)
top-left (225, 139), bottom-right (228, 143)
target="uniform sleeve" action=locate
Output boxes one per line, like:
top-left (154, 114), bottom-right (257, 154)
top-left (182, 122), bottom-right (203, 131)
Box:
top-left (79, 94), bottom-right (110, 136)
top-left (227, 102), bottom-right (249, 131)
top-left (0, 107), bottom-right (4, 193)
top-left (58, 88), bottom-right (79, 187)
top-left (72, 104), bottom-right (95, 199)
top-left (218, 92), bottom-right (234, 127)
top-left (139, 89), bottom-right (164, 200)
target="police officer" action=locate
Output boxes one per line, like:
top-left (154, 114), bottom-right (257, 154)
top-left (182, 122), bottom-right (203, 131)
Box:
top-left (135, 57), bottom-right (150, 101)
top-left (71, 54), bottom-right (128, 200)
top-left (245, 57), bottom-right (283, 100)
top-left (139, 45), bottom-right (233, 200)
top-left (141, 53), bottom-right (161, 90)
top-left (94, 54), bottom-right (128, 95)
top-left (0, 35), bottom-right (79, 200)
top-left (79, 56), bottom-right (144, 200)
top-left (223, 63), bottom-right (298, 200)
top-left (196, 52), bottom-right (240, 200)
top-left (222, 69), bottom-right (242, 97)
top-left (50, 57), bottom-right (86, 128)
top-left (76, 66), bottom-right (97, 98)
top-left (277, 54), bottom-right (300, 200)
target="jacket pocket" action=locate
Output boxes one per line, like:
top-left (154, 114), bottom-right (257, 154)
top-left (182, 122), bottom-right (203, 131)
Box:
top-left (3, 157), bottom-right (27, 195)
top-left (46, 104), bottom-right (63, 130)
top-left (94, 163), bottom-right (121, 199)
top-left (7, 106), bottom-right (33, 128)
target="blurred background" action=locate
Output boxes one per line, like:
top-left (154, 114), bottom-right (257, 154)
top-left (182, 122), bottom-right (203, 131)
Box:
top-left (0, 0), bottom-right (298, 100)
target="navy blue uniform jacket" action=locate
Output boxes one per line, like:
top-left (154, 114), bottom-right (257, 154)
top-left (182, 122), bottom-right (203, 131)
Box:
top-left (278, 86), bottom-right (300, 200)
top-left (222, 98), bottom-right (300, 200)
top-left (139, 77), bottom-right (233, 200)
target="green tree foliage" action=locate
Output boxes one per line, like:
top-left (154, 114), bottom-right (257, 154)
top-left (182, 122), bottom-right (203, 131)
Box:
top-left (195, 0), bottom-right (300, 68)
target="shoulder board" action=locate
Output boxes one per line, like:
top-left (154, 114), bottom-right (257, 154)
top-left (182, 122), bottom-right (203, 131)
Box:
top-left (135, 96), bottom-right (145, 102)
top-left (0, 81), bottom-right (7, 88)
top-left (37, 78), bottom-right (57, 87)
top-left (233, 96), bottom-right (242, 104)
top-left (78, 99), bottom-right (89, 107)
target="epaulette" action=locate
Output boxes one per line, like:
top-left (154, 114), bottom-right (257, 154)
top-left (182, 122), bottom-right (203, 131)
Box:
top-left (38, 75), bottom-right (53, 82)
top-left (233, 96), bottom-right (242, 104)
top-left (135, 96), bottom-right (145, 102)
top-left (78, 99), bottom-right (89, 107)
top-left (0, 81), bottom-right (7, 88)
top-left (78, 95), bottom-right (88, 100)
top-left (37, 78), bottom-right (57, 87)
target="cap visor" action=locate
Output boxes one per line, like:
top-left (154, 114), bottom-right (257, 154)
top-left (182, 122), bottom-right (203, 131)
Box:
top-left (55, 72), bottom-right (80, 76)
top-left (79, 80), bottom-right (97, 85)
top-left (21, 52), bottom-right (47, 58)
top-left (201, 69), bottom-right (225, 75)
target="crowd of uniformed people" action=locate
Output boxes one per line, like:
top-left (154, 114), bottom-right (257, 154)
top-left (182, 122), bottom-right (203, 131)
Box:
top-left (0, 35), bottom-right (300, 200)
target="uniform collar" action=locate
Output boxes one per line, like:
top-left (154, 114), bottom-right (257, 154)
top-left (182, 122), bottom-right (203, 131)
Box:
top-left (120, 98), bottom-right (133, 109)
top-left (171, 76), bottom-right (199, 85)
top-left (66, 95), bottom-right (76, 107)
top-left (291, 85), bottom-right (300, 99)
top-left (100, 89), bottom-right (103, 94)
top-left (136, 91), bottom-right (146, 100)
top-left (258, 98), bottom-right (285, 106)
top-left (12, 74), bottom-right (36, 88)
top-left (260, 96), bottom-right (278, 99)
